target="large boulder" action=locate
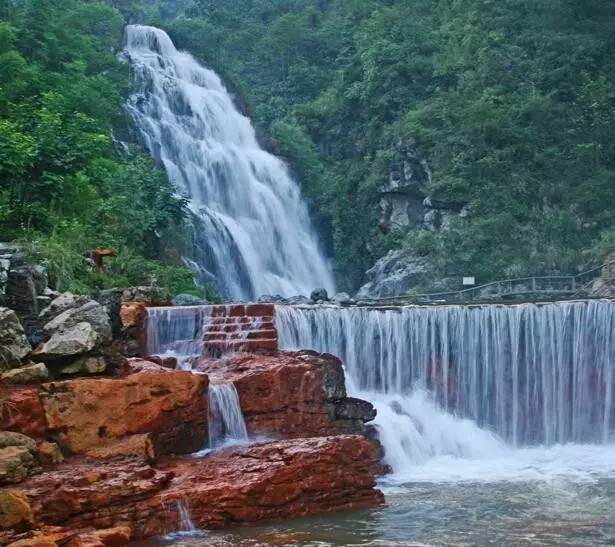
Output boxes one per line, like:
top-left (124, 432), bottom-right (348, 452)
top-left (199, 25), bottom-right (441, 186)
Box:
top-left (197, 350), bottom-right (375, 438)
top-left (356, 249), bottom-right (429, 299)
top-left (33, 322), bottom-right (99, 360)
top-left (39, 370), bottom-right (208, 455)
top-left (43, 300), bottom-right (112, 345)
top-left (0, 308), bottom-right (32, 370)
top-left (38, 293), bottom-right (89, 324)
top-left (18, 436), bottom-right (383, 539)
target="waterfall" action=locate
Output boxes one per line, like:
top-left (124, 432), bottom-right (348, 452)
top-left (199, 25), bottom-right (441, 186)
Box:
top-left (277, 301), bottom-right (615, 455)
top-left (162, 500), bottom-right (206, 540)
top-left (146, 306), bottom-right (211, 368)
top-left (208, 383), bottom-right (248, 448)
top-left (123, 25), bottom-right (335, 300)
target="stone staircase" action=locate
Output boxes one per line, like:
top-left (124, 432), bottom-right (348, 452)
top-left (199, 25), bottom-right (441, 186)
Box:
top-left (202, 304), bottom-right (278, 354)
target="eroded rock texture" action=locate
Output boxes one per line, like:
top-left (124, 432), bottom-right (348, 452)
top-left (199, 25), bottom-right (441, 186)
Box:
top-left (39, 371), bottom-right (208, 457)
top-left (197, 350), bottom-right (376, 438)
top-left (17, 436), bottom-right (383, 539)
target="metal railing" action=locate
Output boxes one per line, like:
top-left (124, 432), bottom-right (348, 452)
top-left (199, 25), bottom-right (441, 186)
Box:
top-left (365, 260), bottom-right (615, 305)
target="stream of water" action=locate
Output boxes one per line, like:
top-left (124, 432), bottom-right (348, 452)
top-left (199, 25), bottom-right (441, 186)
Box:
top-left (149, 300), bottom-right (615, 545)
top-left (125, 24), bottom-right (615, 544)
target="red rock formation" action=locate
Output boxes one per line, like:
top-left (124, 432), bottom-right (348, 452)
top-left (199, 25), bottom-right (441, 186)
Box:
top-left (4, 524), bottom-right (131, 547)
top-left (196, 351), bottom-right (376, 438)
top-left (39, 371), bottom-right (208, 456)
top-left (20, 458), bottom-right (172, 528)
top-left (17, 436), bottom-right (383, 539)
top-left (0, 387), bottom-right (47, 440)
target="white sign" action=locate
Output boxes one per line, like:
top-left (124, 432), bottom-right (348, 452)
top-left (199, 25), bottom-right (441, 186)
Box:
top-left (463, 277), bottom-right (476, 286)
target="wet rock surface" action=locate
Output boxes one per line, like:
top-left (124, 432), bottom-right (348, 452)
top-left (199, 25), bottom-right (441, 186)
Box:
top-left (197, 350), bottom-right (376, 438)
top-left (39, 370), bottom-right (208, 456)
top-left (15, 436), bottom-right (383, 539)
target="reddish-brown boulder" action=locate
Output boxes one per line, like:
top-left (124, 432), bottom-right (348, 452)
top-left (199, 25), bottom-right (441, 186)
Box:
top-left (19, 459), bottom-right (172, 528)
top-left (0, 387), bottom-right (47, 439)
top-left (18, 436), bottom-right (382, 539)
top-left (39, 371), bottom-right (208, 456)
top-left (150, 435), bottom-right (384, 534)
top-left (196, 351), bottom-right (375, 438)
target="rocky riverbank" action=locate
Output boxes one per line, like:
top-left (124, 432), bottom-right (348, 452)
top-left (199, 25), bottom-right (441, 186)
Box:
top-left (0, 257), bottom-right (384, 545)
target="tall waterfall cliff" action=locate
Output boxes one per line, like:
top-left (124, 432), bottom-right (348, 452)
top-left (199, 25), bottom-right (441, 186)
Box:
top-left (277, 300), bottom-right (615, 447)
top-left (123, 25), bottom-right (335, 300)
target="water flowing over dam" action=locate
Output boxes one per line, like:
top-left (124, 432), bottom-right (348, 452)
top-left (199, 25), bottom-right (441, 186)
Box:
top-left (123, 25), bottom-right (335, 300)
top-left (277, 301), bottom-right (615, 470)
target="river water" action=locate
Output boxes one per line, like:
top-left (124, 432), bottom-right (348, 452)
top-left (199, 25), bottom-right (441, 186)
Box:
top-left (158, 477), bottom-right (615, 546)
top-left (149, 300), bottom-right (615, 546)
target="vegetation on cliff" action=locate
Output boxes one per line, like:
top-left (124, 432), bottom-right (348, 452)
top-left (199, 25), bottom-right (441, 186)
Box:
top-left (0, 0), bottom-right (211, 296)
top-left (146, 0), bottom-right (615, 290)
top-left (2, 0), bottom-right (615, 293)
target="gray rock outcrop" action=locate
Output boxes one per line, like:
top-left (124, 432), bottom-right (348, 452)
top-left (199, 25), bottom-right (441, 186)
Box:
top-left (356, 249), bottom-right (429, 299)
top-left (0, 307), bottom-right (32, 370)
top-left (33, 322), bottom-right (99, 360)
top-left (310, 288), bottom-right (329, 303)
top-left (43, 299), bottom-right (112, 344)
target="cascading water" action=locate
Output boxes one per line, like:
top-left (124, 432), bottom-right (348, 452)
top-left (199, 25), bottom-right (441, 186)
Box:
top-left (208, 383), bottom-right (249, 448)
top-left (122, 25), bottom-right (335, 300)
top-left (146, 306), bottom-right (211, 368)
top-left (277, 300), bottom-right (615, 480)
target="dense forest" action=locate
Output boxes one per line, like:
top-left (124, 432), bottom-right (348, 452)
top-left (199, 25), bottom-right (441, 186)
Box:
top-left (2, 0), bottom-right (615, 295)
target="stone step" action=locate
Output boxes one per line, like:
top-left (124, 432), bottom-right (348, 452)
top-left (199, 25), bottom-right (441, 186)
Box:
top-left (207, 316), bottom-right (273, 325)
top-left (206, 322), bottom-right (274, 333)
top-left (204, 338), bottom-right (278, 352)
top-left (209, 304), bottom-right (276, 317)
top-left (203, 330), bottom-right (277, 342)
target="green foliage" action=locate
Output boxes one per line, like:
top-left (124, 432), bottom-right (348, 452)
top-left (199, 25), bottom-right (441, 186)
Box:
top-left (0, 0), bottom-right (206, 298)
top-left (154, 0), bottom-right (615, 289)
top-left (4, 0), bottom-right (615, 295)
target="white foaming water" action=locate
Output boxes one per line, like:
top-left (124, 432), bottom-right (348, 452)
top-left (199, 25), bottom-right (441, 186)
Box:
top-left (123, 25), bottom-right (335, 300)
top-left (208, 383), bottom-right (249, 448)
top-left (277, 301), bottom-right (615, 484)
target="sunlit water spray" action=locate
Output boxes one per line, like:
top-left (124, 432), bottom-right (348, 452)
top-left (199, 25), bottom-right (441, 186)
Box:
top-left (123, 25), bottom-right (335, 299)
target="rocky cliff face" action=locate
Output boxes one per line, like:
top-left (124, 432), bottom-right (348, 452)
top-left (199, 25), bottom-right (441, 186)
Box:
top-left (360, 141), bottom-right (466, 298)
